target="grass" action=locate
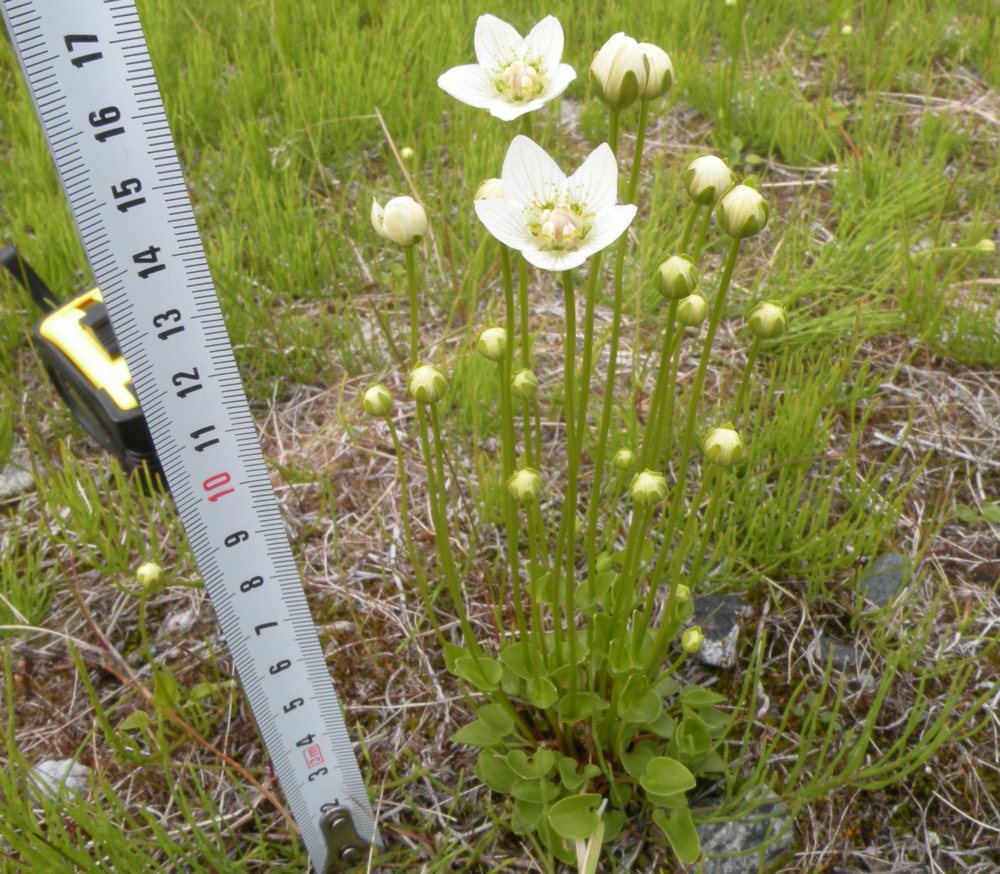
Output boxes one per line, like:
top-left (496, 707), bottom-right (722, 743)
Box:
top-left (2, 0), bottom-right (999, 871)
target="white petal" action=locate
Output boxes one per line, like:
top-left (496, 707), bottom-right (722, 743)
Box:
top-left (522, 245), bottom-right (589, 272)
top-left (438, 64), bottom-right (499, 109)
top-left (474, 199), bottom-right (534, 251)
top-left (538, 63), bottom-right (577, 103)
top-left (566, 143), bottom-right (619, 213)
top-left (501, 135), bottom-right (565, 209)
top-left (580, 204), bottom-right (637, 257)
top-left (474, 14), bottom-right (522, 73)
top-left (488, 98), bottom-right (544, 122)
top-left (522, 15), bottom-right (564, 73)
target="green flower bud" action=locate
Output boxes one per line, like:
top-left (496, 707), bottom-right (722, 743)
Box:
top-left (676, 584), bottom-right (691, 604)
top-left (371, 195), bottom-right (428, 246)
top-left (748, 300), bottom-right (787, 340)
top-left (717, 184), bottom-right (769, 239)
top-left (703, 425), bottom-right (745, 466)
top-left (974, 238), bottom-right (995, 254)
top-left (638, 42), bottom-right (673, 101)
top-left (681, 626), bottom-right (704, 654)
top-left (476, 327), bottom-right (507, 362)
top-left (511, 368), bottom-right (539, 400)
top-left (590, 33), bottom-right (645, 112)
top-left (655, 255), bottom-right (699, 300)
top-left (683, 155), bottom-right (735, 206)
top-left (475, 177), bottom-right (504, 200)
top-left (629, 469), bottom-right (668, 505)
top-left (136, 561), bottom-right (163, 594)
top-left (840, 24), bottom-right (853, 36)
top-left (400, 146), bottom-right (415, 161)
top-left (596, 553), bottom-right (613, 573)
top-left (676, 293), bottom-right (708, 327)
top-left (361, 383), bottom-right (393, 417)
top-left (508, 467), bottom-right (542, 503)
top-left (612, 448), bottom-right (638, 472)
top-left (407, 364), bottom-right (448, 405)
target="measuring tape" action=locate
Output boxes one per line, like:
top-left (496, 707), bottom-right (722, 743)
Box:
top-left (1, 1), bottom-right (379, 870)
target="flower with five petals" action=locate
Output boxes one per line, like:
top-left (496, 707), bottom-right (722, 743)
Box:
top-left (438, 14), bottom-right (576, 121)
top-left (474, 135), bottom-right (637, 272)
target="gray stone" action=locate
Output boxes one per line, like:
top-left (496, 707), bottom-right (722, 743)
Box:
top-left (28, 758), bottom-right (91, 801)
top-left (858, 552), bottom-right (907, 608)
top-left (691, 593), bottom-right (753, 669)
top-left (816, 634), bottom-right (860, 671)
top-left (697, 790), bottom-right (794, 873)
top-left (0, 449), bottom-right (33, 501)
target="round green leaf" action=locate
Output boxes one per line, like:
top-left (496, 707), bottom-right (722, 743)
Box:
top-left (547, 793), bottom-right (603, 841)
top-left (639, 757), bottom-right (696, 796)
top-left (652, 807), bottom-right (701, 865)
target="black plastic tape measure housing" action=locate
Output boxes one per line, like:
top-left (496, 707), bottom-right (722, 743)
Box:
top-left (2, 246), bottom-right (158, 474)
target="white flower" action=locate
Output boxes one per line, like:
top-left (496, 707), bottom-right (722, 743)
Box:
top-left (438, 15), bottom-right (576, 122)
top-left (371, 196), bottom-right (428, 246)
top-left (474, 136), bottom-right (637, 272)
top-left (590, 33), bottom-right (646, 111)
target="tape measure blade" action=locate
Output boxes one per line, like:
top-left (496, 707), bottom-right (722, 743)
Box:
top-left (1, 0), bottom-right (378, 866)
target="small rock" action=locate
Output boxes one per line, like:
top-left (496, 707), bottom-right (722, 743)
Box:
top-left (858, 552), bottom-right (907, 608)
top-left (160, 606), bottom-right (199, 636)
top-left (0, 449), bottom-right (34, 501)
top-left (691, 593), bottom-right (753, 669)
top-left (697, 789), bottom-right (793, 873)
top-left (29, 759), bottom-right (91, 801)
top-left (330, 620), bottom-right (356, 634)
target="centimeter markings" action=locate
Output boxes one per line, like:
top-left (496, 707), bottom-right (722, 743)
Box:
top-left (1, 0), bottom-right (378, 868)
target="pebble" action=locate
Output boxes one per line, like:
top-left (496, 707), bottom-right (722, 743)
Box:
top-left (691, 593), bottom-right (753, 669)
top-left (697, 789), bottom-right (793, 873)
top-left (858, 552), bottom-right (907, 608)
top-left (29, 759), bottom-right (91, 801)
top-left (0, 448), bottom-right (33, 501)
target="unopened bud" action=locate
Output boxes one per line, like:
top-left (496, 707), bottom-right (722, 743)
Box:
top-left (407, 364), bottom-right (448, 405)
top-left (476, 327), bottom-right (507, 361)
top-left (629, 469), bottom-right (668, 506)
top-left (638, 42), bottom-right (673, 101)
top-left (748, 301), bottom-right (787, 340)
top-left (511, 369), bottom-right (539, 400)
top-left (676, 293), bottom-right (708, 327)
top-left (681, 626), bottom-right (704, 654)
top-left (655, 255), bottom-right (699, 300)
top-left (508, 468), bottom-right (542, 503)
top-left (717, 184), bottom-right (769, 239)
top-left (703, 425), bottom-right (745, 466)
top-left (475, 177), bottom-right (504, 200)
top-left (840, 24), bottom-right (853, 35)
top-left (362, 383), bottom-right (393, 417)
top-left (675, 584), bottom-right (691, 604)
top-left (596, 553), bottom-right (613, 573)
top-left (590, 33), bottom-right (645, 112)
top-left (613, 448), bottom-right (638, 472)
top-left (974, 238), bottom-right (995, 253)
top-left (136, 561), bottom-right (163, 594)
top-left (371, 195), bottom-right (428, 246)
top-left (400, 146), bottom-right (415, 161)
top-left (683, 155), bottom-right (734, 206)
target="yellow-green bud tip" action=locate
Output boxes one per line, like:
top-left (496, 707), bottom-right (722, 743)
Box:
top-left (748, 300), bottom-right (787, 340)
top-left (511, 369), bottom-right (539, 400)
top-left (655, 255), bottom-right (699, 300)
top-left (508, 468), bottom-right (542, 503)
top-left (703, 425), bottom-right (745, 466)
top-left (407, 364), bottom-right (448, 405)
top-left (974, 238), bottom-right (995, 254)
top-left (676, 584), bottom-right (691, 604)
top-left (399, 146), bottom-right (415, 161)
top-left (362, 383), bottom-right (393, 417)
top-left (629, 469), bottom-right (668, 505)
top-left (681, 626), bottom-right (704, 653)
top-left (677, 293), bottom-right (708, 328)
top-left (476, 327), bottom-right (507, 362)
top-left (717, 184), bottom-right (769, 239)
top-left (612, 448), bottom-right (638, 472)
top-left (136, 561), bottom-right (162, 592)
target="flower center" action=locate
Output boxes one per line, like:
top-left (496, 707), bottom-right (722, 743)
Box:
top-left (538, 207), bottom-right (581, 250)
top-left (501, 62), bottom-right (541, 100)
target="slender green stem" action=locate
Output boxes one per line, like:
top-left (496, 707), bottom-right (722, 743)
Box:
top-left (574, 252), bottom-right (602, 450)
top-left (639, 299), bottom-right (678, 468)
top-left (522, 113), bottom-right (534, 140)
top-left (653, 326), bottom-right (685, 470)
top-left (608, 110), bottom-right (620, 158)
top-left (678, 203), bottom-right (702, 255)
top-left (387, 418), bottom-right (447, 648)
top-left (650, 237), bottom-right (742, 601)
top-left (732, 335), bottom-right (761, 426)
top-left (404, 245), bottom-right (420, 366)
top-left (691, 204), bottom-right (713, 263)
top-left (517, 255), bottom-right (541, 467)
top-left (626, 101), bottom-right (650, 203)
top-left (559, 269), bottom-right (579, 697)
